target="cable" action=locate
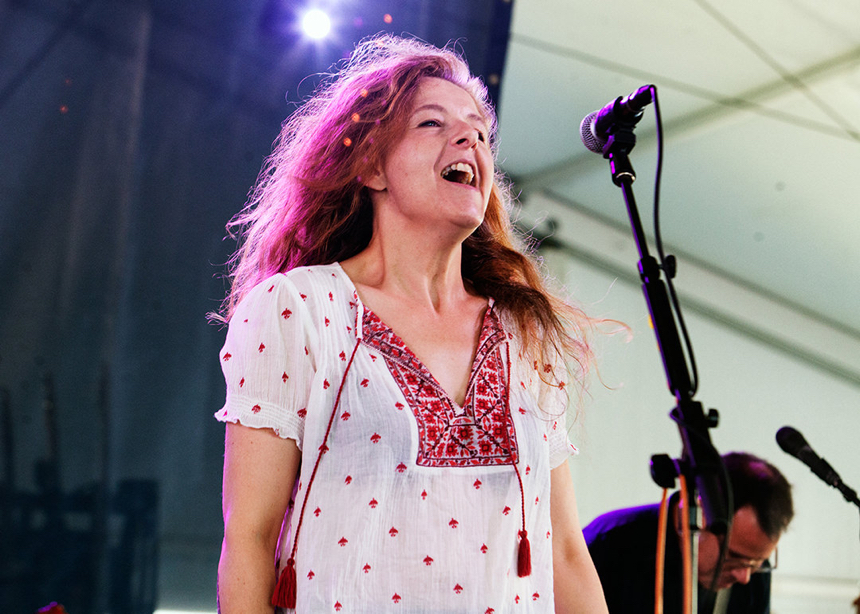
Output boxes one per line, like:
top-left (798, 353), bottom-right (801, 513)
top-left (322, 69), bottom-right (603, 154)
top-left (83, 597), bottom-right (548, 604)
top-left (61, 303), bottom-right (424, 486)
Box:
top-left (655, 488), bottom-right (669, 614)
top-left (679, 474), bottom-right (692, 614)
top-left (650, 85), bottom-right (699, 397)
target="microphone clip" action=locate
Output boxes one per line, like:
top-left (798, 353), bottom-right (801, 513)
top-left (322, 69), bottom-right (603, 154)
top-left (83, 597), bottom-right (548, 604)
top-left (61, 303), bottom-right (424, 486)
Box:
top-left (581, 84), bottom-right (654, 160)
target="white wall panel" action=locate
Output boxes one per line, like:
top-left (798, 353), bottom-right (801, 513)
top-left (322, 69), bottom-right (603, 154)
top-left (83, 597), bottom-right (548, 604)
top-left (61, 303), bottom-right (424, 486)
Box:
top-left (526, 194), bottom-right (860, 610)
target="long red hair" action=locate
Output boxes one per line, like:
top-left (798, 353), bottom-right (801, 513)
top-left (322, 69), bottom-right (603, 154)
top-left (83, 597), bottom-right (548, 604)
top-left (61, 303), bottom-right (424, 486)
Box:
top-left (218, 35), bottom-right (597, 401)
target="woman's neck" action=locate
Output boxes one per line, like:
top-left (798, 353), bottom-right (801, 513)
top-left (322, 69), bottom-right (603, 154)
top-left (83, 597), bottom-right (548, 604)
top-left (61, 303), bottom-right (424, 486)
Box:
top-left (341, 234), bottom-right (474, 312)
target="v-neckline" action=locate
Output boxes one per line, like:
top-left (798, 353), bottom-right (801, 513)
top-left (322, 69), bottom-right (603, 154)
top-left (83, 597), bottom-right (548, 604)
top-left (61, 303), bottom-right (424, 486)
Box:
top-left (361, 304), bottom-right (502, 411)
top-left (333, 263), bottom-right (504, 410)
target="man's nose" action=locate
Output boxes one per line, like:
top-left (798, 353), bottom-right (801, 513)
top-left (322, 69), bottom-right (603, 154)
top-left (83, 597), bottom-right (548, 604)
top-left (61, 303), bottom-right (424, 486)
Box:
top-left (729, 567), bottom-right (753, 586)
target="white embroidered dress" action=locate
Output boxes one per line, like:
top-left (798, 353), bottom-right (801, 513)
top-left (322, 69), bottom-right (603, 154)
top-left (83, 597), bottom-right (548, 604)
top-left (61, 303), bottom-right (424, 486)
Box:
top-left (216, 264), bottom-right (576, 613)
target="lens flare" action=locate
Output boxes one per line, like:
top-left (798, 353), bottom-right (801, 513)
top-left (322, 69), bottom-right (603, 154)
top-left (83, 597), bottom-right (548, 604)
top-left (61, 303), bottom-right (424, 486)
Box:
top-left (301, 9), bottom-right (331, 39)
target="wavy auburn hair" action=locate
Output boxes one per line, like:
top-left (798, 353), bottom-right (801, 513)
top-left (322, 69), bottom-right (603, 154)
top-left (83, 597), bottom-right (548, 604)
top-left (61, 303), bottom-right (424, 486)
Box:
top-left (219, 35), bottom-right (597, 398)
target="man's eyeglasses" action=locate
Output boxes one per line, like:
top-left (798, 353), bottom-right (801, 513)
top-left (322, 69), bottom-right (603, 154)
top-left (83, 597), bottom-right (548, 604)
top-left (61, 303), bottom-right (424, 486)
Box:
top-left (723, 547), bottom-right (777, 574)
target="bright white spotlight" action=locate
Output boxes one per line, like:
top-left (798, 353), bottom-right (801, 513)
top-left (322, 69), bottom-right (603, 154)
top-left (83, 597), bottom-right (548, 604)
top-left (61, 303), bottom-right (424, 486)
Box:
top-left (302, 9), bottom-right (331, 40)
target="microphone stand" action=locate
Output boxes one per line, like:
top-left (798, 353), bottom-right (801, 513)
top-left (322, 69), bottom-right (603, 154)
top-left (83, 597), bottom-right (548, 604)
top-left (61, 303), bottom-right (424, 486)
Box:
top-left (599, 119), bottom-right (730, 613)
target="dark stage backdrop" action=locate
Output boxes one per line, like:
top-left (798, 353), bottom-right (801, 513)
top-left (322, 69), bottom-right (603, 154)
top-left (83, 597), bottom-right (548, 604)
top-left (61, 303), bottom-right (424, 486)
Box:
top-left (0, 0), bottom-right (513, 610)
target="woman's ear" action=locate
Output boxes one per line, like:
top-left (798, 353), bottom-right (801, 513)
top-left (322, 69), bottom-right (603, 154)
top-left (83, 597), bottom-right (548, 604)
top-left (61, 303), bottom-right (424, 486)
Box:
top-left (364, 169), bottom-right (386, 191)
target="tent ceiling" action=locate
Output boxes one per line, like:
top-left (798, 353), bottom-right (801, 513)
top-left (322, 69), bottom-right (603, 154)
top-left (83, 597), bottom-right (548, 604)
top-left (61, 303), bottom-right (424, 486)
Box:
top-left (497, 0), bottom-right (860, 337)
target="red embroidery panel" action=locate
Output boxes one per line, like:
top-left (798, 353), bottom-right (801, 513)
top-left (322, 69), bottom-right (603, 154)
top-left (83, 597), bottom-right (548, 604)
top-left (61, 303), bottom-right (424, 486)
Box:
top-left (362, 307), bottom-right (518, 468)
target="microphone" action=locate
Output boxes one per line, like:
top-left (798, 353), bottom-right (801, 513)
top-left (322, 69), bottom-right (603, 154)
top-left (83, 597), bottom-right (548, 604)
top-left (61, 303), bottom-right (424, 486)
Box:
top-left (776, 426), bottom-right (860, 507)
top-left (580, 84), bottom-right (655, 154)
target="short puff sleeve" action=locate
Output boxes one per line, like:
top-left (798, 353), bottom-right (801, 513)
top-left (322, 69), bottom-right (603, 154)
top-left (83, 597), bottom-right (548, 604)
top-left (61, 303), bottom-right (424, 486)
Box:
top-left (215, 275), bottom-right (318, 450)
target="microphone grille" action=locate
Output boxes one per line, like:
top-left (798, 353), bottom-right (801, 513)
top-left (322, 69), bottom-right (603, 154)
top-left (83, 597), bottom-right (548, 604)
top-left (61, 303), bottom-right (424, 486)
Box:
top-left (579, 111), bottom-right (604, 154)
top-left (776, 426), bottom-right (806, 455)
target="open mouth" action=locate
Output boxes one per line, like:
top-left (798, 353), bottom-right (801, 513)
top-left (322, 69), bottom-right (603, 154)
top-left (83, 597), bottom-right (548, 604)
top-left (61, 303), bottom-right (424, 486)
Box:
top-left (441, 162), bottom-right (476, 187)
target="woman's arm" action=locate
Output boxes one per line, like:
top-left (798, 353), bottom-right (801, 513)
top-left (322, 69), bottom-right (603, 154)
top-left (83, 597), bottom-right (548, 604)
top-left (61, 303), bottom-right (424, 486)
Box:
top-left (218, 422), bottom-right (301, 613)
top-left (551, 459), bottom-right (609, 614)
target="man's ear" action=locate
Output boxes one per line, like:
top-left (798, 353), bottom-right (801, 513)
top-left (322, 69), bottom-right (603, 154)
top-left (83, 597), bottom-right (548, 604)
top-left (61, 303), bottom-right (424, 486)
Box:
top-left (364, 169), bottom-right (386, 191)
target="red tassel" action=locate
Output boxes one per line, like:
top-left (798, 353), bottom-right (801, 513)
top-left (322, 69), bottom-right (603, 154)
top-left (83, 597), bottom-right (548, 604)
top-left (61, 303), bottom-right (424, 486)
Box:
top-left (517, 530), bottom-right (532, 577)
top-left (272, 557), bottom-right (297, 609)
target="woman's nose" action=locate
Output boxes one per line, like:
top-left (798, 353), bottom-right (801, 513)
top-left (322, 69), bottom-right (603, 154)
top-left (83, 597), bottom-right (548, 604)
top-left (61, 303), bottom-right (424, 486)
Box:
top-left (451, 123), bottom-right (479, 148)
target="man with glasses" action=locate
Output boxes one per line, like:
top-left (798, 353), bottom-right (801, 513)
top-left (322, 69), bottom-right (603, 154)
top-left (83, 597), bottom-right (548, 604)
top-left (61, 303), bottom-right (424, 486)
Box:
top-left (583, 452), bottom-right (793, 613)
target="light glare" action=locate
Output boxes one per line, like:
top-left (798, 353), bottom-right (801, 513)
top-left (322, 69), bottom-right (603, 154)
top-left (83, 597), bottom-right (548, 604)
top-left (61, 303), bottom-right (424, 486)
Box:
top-left (302, 9), bottom-right (331, 40)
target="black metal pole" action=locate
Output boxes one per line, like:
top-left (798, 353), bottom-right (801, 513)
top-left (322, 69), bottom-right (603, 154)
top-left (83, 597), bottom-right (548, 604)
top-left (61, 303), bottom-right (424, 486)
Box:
top-left (599, 120), bottom-right (730, 612)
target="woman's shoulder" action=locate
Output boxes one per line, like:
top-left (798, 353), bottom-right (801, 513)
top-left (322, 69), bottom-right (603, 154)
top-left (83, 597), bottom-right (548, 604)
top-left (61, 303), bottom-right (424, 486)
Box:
top-left (230, 265), bottom-right (359, 336)
top-left (280, 263), bottom-right (357, 302)
top-left (236, 264), bottom-right (359, 326)
top-left (241, 264), bottom-right (355, 301)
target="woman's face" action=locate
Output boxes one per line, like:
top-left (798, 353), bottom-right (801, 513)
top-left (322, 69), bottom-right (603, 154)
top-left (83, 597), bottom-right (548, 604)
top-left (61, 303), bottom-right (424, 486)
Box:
top-left (366, 77), bottom-right (494, 239)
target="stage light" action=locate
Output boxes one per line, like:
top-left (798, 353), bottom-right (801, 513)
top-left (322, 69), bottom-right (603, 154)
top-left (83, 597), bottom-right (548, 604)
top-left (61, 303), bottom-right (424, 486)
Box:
top-left (301, 9), bottom-right (331, 40)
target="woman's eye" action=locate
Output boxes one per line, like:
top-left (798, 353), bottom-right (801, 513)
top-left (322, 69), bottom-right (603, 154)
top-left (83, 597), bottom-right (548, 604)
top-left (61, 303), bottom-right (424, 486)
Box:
top-left (419, 119), bottom-right (441, 127)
